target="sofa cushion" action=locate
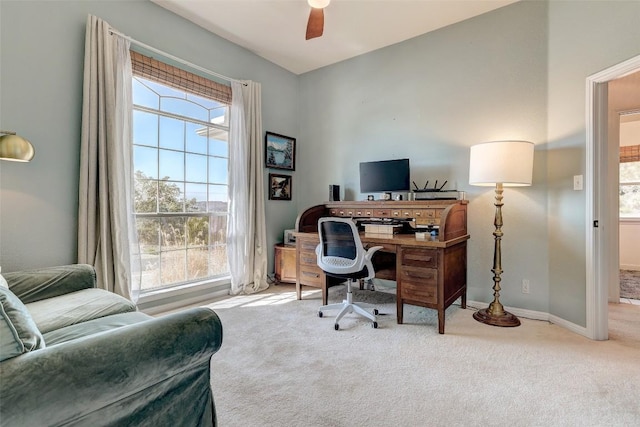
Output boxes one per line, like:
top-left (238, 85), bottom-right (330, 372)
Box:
top-left (43, 311), bottom-right (153, 346)
top-left (27, 288), bottom-right (137, 334)
top-left (0, 286), bottom-right (46, 361)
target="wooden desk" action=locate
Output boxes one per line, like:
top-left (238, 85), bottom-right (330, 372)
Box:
top-left (294, 200), bottom-right (469, 334)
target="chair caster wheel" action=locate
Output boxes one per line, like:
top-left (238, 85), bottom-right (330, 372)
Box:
top-left (372, 321), bottom-right (378, 329)
top-left (318, 311), bottom-right (323, 318)
top-left (373, 309), bottom-right (379, 315)
top-left (334, 323), bottom-right (340, 330)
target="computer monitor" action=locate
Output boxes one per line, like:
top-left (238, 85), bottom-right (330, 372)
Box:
top-left (359, 158), bottom-right (410, 193)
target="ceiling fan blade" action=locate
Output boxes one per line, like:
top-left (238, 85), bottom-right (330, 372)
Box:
top-left (306, 8), bottom-right (324, 40)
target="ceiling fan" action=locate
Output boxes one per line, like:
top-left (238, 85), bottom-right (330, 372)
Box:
top-left (306, 0), bottom-right (331, 40)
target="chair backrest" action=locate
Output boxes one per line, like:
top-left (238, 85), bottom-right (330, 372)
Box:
top-left (316, 217), bottom-right (367, 276)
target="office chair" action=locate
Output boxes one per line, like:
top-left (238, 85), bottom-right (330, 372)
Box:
top-left (316, 217), bottom-right (383, 330)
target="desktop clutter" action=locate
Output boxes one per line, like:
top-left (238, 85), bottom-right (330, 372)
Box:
top-left (357, 179), bottom-right (465, 239)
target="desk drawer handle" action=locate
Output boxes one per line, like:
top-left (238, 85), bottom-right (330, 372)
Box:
top-left (302, 256), bottom-right (316, 264)
top-left (405, 270), bottom-right (434, 278)
top-left (406, 255), bottom-right (434, 263)
top-left (302, 271), bottom-right (320, 278)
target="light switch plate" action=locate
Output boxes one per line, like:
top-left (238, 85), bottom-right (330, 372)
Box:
top-left (573, 175), bottom-right (583, 191)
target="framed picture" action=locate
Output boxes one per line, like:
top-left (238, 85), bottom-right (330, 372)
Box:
top-left (269, 173), bottom-right (292, 201)
top-left (265, 132), bottom-right (296, 171)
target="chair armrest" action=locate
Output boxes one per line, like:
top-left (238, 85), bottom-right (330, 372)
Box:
top-left (0, 307), bottom-right (223, 427)
top-left (365, 245), bottom-right (384, 260)
top-left (4, 264), bottom-right (96, 303)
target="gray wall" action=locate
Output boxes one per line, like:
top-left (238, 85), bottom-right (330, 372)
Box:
top-left (296, 0), bottom-right (640, 325)
top-left (0, 0), bottom-right (299, 273)
top-left (546, 0), bottom-right (640, 325)
top-left (298, 1), bottom-right (551, 313)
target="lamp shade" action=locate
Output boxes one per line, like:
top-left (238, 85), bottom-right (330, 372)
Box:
top-left (469, 140), bottom-right (534, 187)
top-left (0, 133), bottom-right (35, 162)
top-left (308, 0), bottom-right (330, 8)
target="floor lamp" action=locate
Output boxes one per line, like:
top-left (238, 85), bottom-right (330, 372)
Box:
top-left (469, 140), bottom-right (534, 327)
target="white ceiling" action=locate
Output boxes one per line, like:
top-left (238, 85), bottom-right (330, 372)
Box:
top-left (152, 0), bottom-right (518, 75)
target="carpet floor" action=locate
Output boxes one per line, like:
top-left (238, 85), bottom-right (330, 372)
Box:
top-left (200, 284), bottom-right (640, 427)
top-left (620, 269), bottom-right (640, 300)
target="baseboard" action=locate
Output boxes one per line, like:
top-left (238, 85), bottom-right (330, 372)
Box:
top-left (548, 314), bottom-right (589, 337)
top-left (466, 299), bottom-right (590, 338)
top-left (466, 300), bottom-right (549, 321)
top-left (620, 264), bottom-right (640, 271)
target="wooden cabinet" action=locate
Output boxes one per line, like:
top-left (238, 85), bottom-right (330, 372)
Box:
top-left (274, 244), bottom-right (297, 284)
top-left (295, 233), bottom-right (330, 304)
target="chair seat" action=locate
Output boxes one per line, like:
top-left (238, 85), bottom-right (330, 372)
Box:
top-left (324, 266), bottom-right (370, 280)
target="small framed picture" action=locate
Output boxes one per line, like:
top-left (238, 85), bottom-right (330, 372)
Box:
top-left (269, 173), bottom-right (292, 201)
top-left (265, 132), bottom-right (296, 171)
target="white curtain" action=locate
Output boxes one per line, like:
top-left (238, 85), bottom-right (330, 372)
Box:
top-left (227, 81), bottom-right (269, 295)
top-left (78, 15), bottom-right (140, 302)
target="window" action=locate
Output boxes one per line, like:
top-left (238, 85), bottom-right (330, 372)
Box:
top-left (131, 52), bottom-right (232, 292)
top-left (620, 159), bottom-right (640, 219)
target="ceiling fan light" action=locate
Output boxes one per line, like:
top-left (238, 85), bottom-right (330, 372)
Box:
top-left (308, 0), bottom-right (330, 9)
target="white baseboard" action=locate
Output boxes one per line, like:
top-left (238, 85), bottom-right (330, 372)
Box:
top-left (466, 299), bottom-right (589, 338)
top-left (467, 299), bottom-right (549, 321)
top-left (548, 314), bottom-right (589, 337)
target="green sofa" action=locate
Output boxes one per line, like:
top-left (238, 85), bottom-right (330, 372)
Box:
top-left (0, 264), bottom-right (223, 427)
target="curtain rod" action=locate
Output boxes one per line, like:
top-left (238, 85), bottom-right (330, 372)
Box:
top-left (109, 29), bottom-right (247, 86)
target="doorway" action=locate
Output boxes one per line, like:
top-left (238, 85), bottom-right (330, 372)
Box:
top-left (586, 55), bottom-right (640, 340)
top-left (618, 111), bottom-right (640, 304)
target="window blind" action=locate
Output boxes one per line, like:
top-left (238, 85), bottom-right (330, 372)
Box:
top-left (620, 145), bottom-right (640, 163)
top-left (130, 51), bottom-right (232, 104)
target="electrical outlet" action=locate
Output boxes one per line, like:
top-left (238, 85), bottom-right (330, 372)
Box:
top-left (522, 279), bottom-right (530, 294)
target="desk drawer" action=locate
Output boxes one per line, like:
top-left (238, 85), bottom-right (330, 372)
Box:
top-left (335, 208), bottom-right (355, 217)
top-left (298, 239), bottom-right (319, 252)
top-left (400, 247), bottom-right (438, 268)
top-left (354, 209), bottom-right (374, 217)
top-left (391, 209), bottom-right (413, 218)
top-left (399, 267), bottom-right (437, 303)
top-left (298, 251), bottom-right (318, 266)
top-left (299, 266), bottom-right (323, 286)
top-left (373, 209), bottom-right (391, 217)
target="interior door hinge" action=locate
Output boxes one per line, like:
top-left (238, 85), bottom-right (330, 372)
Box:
top-left (593, 220), bottom-right (599, 228)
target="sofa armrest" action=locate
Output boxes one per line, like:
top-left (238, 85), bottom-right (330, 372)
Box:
top-left (4, 264), bottom-right (96, 303)
top-left (0, 307), bottom-right (223, 427)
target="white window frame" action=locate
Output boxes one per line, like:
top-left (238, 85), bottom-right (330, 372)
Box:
top-left (131, 75), bottom-right (232, 296)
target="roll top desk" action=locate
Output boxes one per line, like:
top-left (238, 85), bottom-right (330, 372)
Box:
top-left (294, 200), bottom-right (469, 334)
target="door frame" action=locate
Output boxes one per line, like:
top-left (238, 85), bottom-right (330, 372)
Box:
top-left (585, 54), bottom-right (640, 340)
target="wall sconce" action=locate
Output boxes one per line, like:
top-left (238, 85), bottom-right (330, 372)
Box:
top-left (469, 140), bottom-right (534, 327)
top-left (0, 130), bottom-right (35, 162)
